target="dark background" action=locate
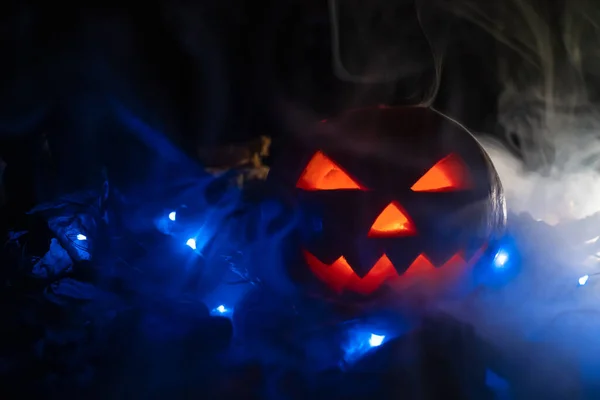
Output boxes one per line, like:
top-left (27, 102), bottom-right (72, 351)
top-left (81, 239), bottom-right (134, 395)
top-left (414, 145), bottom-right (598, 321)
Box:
top-left (0, 0), bottom-right (501, 220)
top-left (1, 2), bottom-right (592, 398)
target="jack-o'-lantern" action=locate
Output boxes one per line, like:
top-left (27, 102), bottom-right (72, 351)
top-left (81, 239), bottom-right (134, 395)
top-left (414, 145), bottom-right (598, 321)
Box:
top-left (268, 106), bottom-right (506, 301)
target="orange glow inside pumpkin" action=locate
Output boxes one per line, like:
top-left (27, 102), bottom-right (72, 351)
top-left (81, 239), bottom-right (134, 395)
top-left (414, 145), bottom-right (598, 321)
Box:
top-left (303, 251), bottom-right (397, 295)
top-left (296, 151), bottom-right (471, 192)
top-left (368, 202), bottom-right (416, 237)
top-left (411, 153), bottom-right (471, 192)
top-left (294, 150), bottom-right (481, 295)
top-left (303, 248), bottom-right (485, 295)
top-left (296, 151), bottom-right (365, 190)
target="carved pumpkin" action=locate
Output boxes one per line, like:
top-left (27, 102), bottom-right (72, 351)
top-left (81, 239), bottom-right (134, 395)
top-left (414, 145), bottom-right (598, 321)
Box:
top-left (269, 106), bottom-right (506, 300)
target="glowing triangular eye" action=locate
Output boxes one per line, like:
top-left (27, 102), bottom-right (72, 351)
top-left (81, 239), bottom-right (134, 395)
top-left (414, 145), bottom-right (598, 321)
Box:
top-left (296, 151), bottom-right (365, 190)
top-left (368, 202), bottom-right (416, 237)
top-left (411, 153), bottom-right (471, 192)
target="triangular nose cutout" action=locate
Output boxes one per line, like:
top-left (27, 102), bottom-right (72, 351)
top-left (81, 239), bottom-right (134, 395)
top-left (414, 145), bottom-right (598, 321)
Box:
top-left (368, 202), bottom-right (416, 238)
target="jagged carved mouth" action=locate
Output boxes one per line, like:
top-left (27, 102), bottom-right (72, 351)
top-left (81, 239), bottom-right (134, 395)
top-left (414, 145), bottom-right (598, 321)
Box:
top-left (302, 248), bottom-right (486, 295)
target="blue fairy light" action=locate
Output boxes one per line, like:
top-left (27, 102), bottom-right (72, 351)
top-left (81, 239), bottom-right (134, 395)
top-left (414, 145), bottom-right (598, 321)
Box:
top-left (343, 328), bottom-right (391, 365)
top-left (493, 249), bottom-right (509, 268)
top-left (186, 238), bottom-right (197, 250)
top-left (368, 333), bottom-right (385, 347)
top-left (210, 304), bottom-right (233, 317)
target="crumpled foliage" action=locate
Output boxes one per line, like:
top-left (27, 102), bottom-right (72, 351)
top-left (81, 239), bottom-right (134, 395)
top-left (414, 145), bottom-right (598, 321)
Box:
top-left (6, 231), bottom-right (27, 242)
top-left (28, 188), bottom-right (106, 263)
top-left (3, 189), bottom-right (595, 397)
top-left (46, 216), bottom-right (92, 262)
top-left (31, 239), bottom-right (72, 279)
top-left (27, 190), bottom-right (101, 215)
top-left (1, 192), bottom-right (235, 397)
top-left (199, 135), bottom-right (271, 169)
top-left (44, 278), bottom-right (99, 305)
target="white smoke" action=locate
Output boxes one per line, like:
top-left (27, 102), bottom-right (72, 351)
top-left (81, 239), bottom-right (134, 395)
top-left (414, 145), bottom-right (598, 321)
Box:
top-left (437, 0), bottom-right (600, 389)
top-left (448, 0), bottom-right (600, 224)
